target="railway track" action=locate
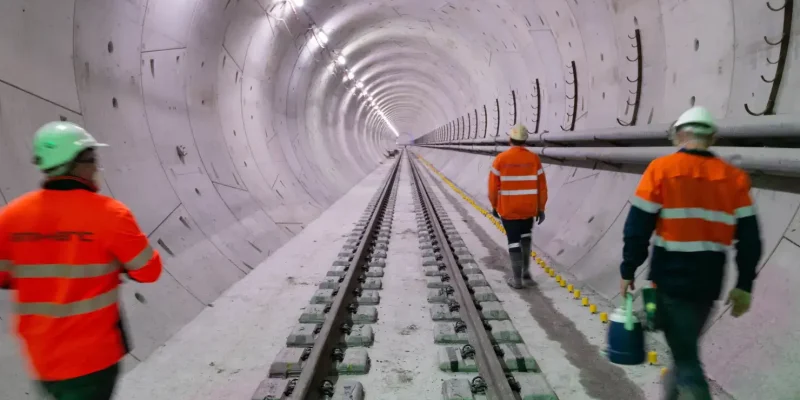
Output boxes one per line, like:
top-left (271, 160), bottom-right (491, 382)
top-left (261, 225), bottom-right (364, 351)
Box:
top-left (408, 153), bottom-right (556, 400)
top-left (252, 153), bottom-right (401, 400)
top-left (250, 150), bottom-right (556, 399)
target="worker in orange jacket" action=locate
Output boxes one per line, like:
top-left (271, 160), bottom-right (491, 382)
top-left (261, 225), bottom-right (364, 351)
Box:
top-left (488, 124), bottom-right (548, 289)
top-left (0, 121), bottom-right (163, 400)
top-left (619, 107), bottom-right (762, 400)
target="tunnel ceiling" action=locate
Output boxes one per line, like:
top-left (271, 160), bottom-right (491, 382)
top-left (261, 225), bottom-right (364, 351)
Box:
top-left (284, 0), bottom-right (541, 139)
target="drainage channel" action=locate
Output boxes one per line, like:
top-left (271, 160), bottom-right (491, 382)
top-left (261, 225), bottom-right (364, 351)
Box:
top-left (252, 154), bottom-right (402, 400)
top-left (408, 155), bottom-right (558, 400)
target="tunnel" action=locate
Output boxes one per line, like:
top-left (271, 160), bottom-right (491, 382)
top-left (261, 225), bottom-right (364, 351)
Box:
top-left (0, 0), bottom-right (798, 399)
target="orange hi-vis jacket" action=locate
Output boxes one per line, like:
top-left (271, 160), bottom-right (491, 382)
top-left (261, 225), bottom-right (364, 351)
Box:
top-left (488, 146), bottom-right (548, 220)
top-left (621, 149), bottom-right (762, 301)
top-left (0, 177), bottom-right (162, 381)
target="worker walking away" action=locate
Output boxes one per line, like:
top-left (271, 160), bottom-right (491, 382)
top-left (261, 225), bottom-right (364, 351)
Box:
top-left (0, 121), bottom-right (163, 400)
top-left (488, 124), bottom-right (547, 289)
top-left (619, 107), bottom-right (762, 400)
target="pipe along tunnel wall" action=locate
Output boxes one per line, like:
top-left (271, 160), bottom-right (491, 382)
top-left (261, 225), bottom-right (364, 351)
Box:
top-left (1, 0), bottom-right (800, 399)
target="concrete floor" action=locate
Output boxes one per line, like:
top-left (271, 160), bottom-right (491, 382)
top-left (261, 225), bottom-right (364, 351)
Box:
top-left (1, 1), bottom-right (799, 399)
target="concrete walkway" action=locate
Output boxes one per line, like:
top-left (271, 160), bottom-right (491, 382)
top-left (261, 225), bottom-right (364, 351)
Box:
top-left (116, 162), bottom-right (393, 400)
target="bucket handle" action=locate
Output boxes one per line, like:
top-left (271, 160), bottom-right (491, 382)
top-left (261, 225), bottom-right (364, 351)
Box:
top-left (624, 293), bottom-right (635, 331)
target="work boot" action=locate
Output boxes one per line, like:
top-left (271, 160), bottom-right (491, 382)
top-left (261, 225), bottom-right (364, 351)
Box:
top-left (506, 251), bottom-right (524, 289)
top-left (521, 238), bottom-right (534, 286)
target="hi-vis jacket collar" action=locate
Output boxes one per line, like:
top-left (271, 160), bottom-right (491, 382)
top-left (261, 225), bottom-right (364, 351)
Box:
top-left (42, 176), bottom-right (98, 192)
top-left (679, 148), bottom-right (715, 158)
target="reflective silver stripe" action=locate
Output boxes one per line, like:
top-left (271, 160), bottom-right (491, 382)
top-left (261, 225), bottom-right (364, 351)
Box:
top-left (509, 242), bottom-right (520, 249)
top-left (520, 233), bottom-right (532, 238)
top-left (0, 260), bottom-right (11, 273)
top-left (630, 195), bottom-right (661, 213)
top-left (500, 175), bottom-right (538, 182)
top-left (15, 288), bottom-right (118, 317)
top-left (537, 169), bottom-right (544, 175)
top-left (13, 263), bottom-right (119, 279)
top-left (660, 208), bottom-right (735, 225)
top-left (491, 167), bottom-right (501, 176)
top-left (653, 236), bottom-right (728, 253)
top-left (735, 205), bottom-right (756, 219)
top-left (124, 245), bottom-right (154, 271)
top-left (499, 189), bottom-right (538, 195)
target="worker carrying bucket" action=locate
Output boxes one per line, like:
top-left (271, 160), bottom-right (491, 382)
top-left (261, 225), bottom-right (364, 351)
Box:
top-left (487, 124), bottom-right (548, 289)
top-left (617, 106), bottom-right (763, 400)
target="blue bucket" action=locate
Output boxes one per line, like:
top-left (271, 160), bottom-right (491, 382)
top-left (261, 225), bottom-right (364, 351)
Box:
top-left (606, 293), bottom-right (645, 365)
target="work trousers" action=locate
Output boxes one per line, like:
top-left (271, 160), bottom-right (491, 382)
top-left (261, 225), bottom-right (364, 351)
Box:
top-left (657, 292), bottom-right (714, 400)
top-left (37, 364), bottom-right (120, 400)
top-left (500, 217), bottom-right (534, 253)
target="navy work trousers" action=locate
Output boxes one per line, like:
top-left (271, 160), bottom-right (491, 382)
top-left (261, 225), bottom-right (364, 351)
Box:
top-left (500, 217), bottom-right (534, 252)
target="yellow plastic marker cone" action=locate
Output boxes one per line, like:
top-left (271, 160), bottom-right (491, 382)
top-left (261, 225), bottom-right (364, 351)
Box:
top-left (573, 290), bottom-right (581, 299)
top-left (660, 367), bottom-right (668, 378)
top-left (589, 304), bottom-right (597, 313)
top-left (599, 312), bottom-right (608, 323)
top-left (648, 351), bottom-right (658, 365)
top-left (581, 297), bottom-right (589, 306)
top-left (531, 251), bottom-right (537, 257)
top-left (556, 275), bottom-right (562, 282)
top-left (560, 280), bottom-right (567, 288)
top-left (548, 269), bottom-right (555, 277)
top-left (567, 284), bottom-right (574, 292)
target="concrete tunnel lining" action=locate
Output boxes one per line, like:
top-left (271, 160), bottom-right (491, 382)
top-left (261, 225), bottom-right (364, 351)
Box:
top-left (2, 0), bottom-right (800, 399)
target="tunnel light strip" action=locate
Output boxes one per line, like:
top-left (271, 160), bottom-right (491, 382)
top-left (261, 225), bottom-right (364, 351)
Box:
top-left (303, 18), bottom-right (398, 137)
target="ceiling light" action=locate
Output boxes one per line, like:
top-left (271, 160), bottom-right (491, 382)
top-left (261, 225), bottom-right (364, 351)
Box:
top-left (347, 71), bottom-right (354, 79)
top-left (336, 55), bottom-right (346, 65)
top-left (317, 32), bottom-right (328, 45)
top-left (343, 74), bottom-right (350, 82)
top-left (356, 81), bottom-right (363, 89)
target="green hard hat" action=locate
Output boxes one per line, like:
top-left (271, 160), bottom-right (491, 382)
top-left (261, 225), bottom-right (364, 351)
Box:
top-left (32, 121), bottom-right (108, 172)
top-left (671, 106), bottom-right (717, 136)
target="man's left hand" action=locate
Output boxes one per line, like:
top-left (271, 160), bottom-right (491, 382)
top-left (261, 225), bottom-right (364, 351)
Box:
top-left (620, 279), bottom-right (635, 298)
top-left (492, 209), bottom-right (500, 219)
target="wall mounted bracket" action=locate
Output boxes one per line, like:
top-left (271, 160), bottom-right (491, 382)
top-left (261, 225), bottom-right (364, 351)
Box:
top-left (561, 61), bottom-right (578, 131)
top-left (745, 0), bottom-right (793, 116)
top-left (617, 29), bottom-right (643, 126)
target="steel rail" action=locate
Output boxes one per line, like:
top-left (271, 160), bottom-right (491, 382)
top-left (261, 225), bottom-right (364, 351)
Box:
top-left (408, 154), bottom-right (518, 400)
top-left (290, 155), bottom-right (402, 400)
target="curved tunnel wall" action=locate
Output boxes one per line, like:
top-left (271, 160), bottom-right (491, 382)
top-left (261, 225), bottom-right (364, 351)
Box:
top-left (0, 0), bottom-right (394, 396)
top-left (408, 1), bottom-right (800, 399)
top-left (0, 0), bottom-right (798, 399)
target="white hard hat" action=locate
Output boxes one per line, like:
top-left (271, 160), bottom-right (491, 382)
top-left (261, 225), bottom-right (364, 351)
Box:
top-left (509, 124), bottom-right (529, 141)
top-left (32, 121), bottom-right (108, 172)
top-left (672, 106), bottom-right (717, 136)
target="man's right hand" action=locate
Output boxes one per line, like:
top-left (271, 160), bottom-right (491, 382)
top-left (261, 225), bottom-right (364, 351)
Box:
top-left (536, 211), bottom-right (546, 225)
top-left (726, 288), bottom-right (751, 318)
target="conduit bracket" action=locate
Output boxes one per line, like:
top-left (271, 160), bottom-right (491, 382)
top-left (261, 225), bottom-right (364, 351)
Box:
top-left (561, 61), bottom-right (579, 131)
top-left (508, 90), bottom-right (518, 128)
top-left (617, 29), bottom-right (643, 127)
top-left (745, 0), bottom-right (793, 116)
top-left (531, 79), bottom-right (542, 134)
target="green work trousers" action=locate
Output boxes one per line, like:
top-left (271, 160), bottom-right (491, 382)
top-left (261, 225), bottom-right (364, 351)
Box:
top-left (37, 363), bottom-right (119, 400)
top-left (657, 293), bottom-right (714, 400)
